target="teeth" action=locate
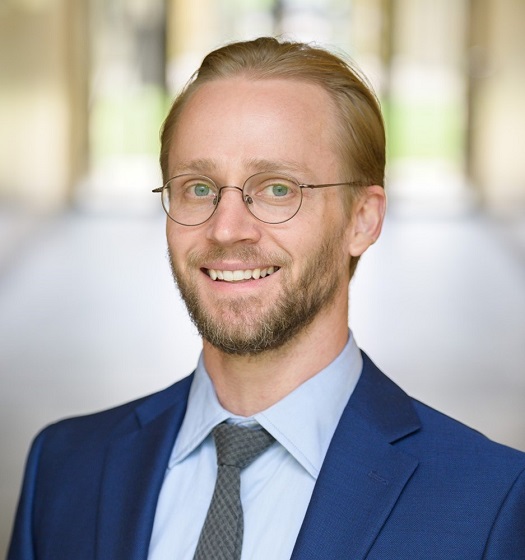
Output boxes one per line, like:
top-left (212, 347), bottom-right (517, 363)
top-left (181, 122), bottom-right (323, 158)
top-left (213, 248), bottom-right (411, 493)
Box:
top-left (207, 266), bottom-right (279, 282)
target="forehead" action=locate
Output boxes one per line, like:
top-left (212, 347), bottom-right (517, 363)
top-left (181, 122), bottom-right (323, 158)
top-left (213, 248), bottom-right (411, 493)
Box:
top-left (168, 77), bottom-right (342, 179)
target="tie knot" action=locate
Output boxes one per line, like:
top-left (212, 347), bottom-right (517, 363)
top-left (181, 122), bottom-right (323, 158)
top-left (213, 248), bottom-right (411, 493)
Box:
top-left (212, 423), bottom-right (275, 469)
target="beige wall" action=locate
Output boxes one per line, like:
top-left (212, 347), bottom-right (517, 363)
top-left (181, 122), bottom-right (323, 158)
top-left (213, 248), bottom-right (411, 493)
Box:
top-left (469, 0), bottom-right (525, 212)
top-left (0, 0), bottom-right (88, 210)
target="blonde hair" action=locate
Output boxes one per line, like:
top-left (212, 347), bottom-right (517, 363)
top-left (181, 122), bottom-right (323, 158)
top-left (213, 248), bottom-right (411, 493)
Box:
top-left (159, 37), bottom-right (385, 277)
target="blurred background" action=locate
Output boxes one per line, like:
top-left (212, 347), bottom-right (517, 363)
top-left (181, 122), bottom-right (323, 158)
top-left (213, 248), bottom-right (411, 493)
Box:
top-left (1, 0), bottom-right (524, 553)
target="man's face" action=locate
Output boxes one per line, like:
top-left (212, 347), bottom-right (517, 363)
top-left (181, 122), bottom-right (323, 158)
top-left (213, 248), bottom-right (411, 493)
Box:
top-left (166, 77), bottom-right (354, 355)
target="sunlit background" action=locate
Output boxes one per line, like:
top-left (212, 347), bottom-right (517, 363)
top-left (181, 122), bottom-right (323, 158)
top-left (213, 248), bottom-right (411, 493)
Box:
top-left (1, 0), bottom-right (524, 554)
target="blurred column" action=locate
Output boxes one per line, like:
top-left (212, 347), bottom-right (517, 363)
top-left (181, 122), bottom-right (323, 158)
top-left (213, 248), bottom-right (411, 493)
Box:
top-left (76, 0), bottom-right (167, 214)
top-left (385, 0), bottom-right (475, 216)
top-left (348, 0), bottom-right (391, 95)
top-left (166, 0), bottom-right (220, 93)
top-left (467, 0), bottom-right (525, 214)
top-left (0, 0), bottom-right (89, 211)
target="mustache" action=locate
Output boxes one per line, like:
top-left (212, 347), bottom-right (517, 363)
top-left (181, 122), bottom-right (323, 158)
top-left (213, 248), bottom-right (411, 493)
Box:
top-left (185, 246), bottom-right (292, 268)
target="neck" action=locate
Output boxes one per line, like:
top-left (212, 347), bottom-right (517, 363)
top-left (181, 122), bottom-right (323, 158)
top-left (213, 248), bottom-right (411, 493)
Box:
top-left (202, 303), bottom-right (350, 416)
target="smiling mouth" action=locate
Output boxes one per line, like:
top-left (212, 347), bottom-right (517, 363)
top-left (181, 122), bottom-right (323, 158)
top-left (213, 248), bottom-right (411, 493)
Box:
top-left (205, 266), bottom-right (280, 282)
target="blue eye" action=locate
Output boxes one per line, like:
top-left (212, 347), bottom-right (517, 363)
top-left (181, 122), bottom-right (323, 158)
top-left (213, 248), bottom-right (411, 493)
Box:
top-left (193, 184), bottom-right (211, 196)
top-left (271, 184), bottom-right (289, 197)
top-left (253, 178), bottom-right (297, 201)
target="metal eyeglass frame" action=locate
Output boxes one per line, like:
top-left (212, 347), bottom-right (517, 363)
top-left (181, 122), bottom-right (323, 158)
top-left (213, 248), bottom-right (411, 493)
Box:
top-left (152, 172), bottom-right (365, 226)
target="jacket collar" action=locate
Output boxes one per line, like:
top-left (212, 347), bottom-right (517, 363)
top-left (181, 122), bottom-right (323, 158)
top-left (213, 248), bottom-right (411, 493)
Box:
top-left (291, 352), bottom-right (421, 559)
top-left (95, 375), bottom-right (193, 560)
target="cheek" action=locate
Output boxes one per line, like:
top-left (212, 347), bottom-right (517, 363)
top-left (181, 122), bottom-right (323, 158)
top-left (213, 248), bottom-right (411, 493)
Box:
top-left (302, 187), bottom-right (347, 219)
top-left (166, 221), bottom-right (193, 247)
top-left (166, 226), bottom-right (191, 264)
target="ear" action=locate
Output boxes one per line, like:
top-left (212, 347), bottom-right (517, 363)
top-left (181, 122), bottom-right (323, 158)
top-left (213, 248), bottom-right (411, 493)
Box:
top-left (346, 185), bottom-right (386, 257)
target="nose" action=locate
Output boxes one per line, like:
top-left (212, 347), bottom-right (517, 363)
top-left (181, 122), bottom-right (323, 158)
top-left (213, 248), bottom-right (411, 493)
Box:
top-left (205, 186), bottom-right (261, 246)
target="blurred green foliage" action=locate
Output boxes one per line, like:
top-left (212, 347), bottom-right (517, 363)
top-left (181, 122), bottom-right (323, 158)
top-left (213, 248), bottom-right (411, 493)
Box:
top-left (384, 99), bottom-right (464, 163)
top-left (90, 85), bottom-right (170, 162)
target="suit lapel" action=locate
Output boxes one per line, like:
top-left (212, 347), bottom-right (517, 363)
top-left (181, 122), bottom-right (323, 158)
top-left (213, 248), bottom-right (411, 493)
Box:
top-left (95, 375), bottom-right (193, 560)
top-left (291, 354), bottom-right (420, 560)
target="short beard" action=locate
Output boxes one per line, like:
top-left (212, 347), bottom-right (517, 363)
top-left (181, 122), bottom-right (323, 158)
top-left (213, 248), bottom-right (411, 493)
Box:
top-left (169, 238), bottom-right (345, 356)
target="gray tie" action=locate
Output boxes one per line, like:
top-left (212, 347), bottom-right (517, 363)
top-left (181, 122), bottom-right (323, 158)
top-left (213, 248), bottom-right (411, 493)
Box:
top-left (193, 422), bottom-right (275, 560)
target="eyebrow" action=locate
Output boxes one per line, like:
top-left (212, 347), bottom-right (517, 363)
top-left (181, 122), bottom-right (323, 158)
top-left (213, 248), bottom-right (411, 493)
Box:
top-left (170, 158), bottom-right (309, 177)
top-left (171, 158), bottom-right (217, 175)
top-left (245, 158), bottom-right (308, 176)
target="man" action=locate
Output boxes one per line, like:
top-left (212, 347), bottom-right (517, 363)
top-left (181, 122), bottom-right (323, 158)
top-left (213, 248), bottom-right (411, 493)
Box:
top-left (8, 37), bottom-right (525, 559)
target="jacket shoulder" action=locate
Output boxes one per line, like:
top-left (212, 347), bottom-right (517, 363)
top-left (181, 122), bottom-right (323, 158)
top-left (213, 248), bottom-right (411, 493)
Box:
top-left (359, 351), bottom-right (525, 468)
top-left (354, 353), bottom-right (525, 558)
top-left (37, 373), bottom-right (194, 448)
top-left (410, 397), bottom-right (525, 470)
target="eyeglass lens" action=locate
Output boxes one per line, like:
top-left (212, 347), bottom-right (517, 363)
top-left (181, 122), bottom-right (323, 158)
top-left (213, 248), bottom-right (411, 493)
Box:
top-left (161, 172), bottom-right (303, 225)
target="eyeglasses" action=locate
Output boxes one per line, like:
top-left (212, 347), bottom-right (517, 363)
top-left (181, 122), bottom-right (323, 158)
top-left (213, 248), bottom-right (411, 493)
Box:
top-left (152, 171), bottom-right (364, 226)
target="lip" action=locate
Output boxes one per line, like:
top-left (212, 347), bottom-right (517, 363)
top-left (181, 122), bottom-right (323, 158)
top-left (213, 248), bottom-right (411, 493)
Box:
top-left (203, 260), bottom-right (277, 269)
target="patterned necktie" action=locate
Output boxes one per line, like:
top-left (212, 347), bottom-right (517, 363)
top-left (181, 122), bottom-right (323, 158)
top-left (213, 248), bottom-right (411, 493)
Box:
top-left (193, 422), bottom-right (275, 560)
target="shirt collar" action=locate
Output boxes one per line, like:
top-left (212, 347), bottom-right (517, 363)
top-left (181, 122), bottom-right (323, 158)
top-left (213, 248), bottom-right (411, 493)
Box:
top-left (169, 352), bottom-right (229, 467)
top-left (169, 332), bottom-right (362, 478)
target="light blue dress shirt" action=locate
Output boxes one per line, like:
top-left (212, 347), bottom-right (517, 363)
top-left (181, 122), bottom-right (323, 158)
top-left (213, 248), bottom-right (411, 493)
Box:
top-left (148, 333), bottom-right (363, 560)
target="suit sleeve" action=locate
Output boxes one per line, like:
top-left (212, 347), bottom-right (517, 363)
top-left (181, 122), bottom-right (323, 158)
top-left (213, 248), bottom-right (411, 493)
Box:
top-left (7, 429), bottom-right (47, 560)
top-left (483, 467), bottom-right (525, 559)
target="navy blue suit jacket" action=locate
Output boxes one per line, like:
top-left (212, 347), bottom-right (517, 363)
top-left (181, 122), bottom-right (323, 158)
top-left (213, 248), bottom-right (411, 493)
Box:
top-left (8, 354), bottom-right (525, 559)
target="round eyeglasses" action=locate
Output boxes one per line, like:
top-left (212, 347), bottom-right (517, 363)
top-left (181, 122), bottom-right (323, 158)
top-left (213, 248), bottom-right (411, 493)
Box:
top-left (152, 171), bottom-right (364, 226)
